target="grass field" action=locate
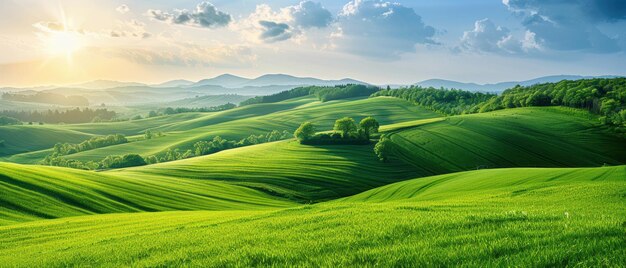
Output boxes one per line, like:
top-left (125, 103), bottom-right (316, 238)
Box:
top-left (0, 162), bottom-right (295, 225)
top-left (0, 165), bottom-right (623, 266)
top-left (388, 107), bottom-right (626, 177)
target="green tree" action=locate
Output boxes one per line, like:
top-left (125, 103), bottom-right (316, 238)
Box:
top-left (144, 130), bottom-right (154, 140)
top-left (334, 117), bottom-right (357, 138)
top-left (374, 136), bottom-right (393, 162)
top-left (359, 117), bottom-right (380, 138)
top-left (294, 122), bottom-right (316, 141)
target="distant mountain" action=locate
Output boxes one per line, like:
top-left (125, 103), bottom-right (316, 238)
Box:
top-left (69, 80), bottom-right (147, 90)
top-left (152, 79), bottom-right (195, 88)
top-left (193, 74), bottom-right (251, 88)
top-left (416, 75), bottom-right (623, 92)
top-left (190, 74), bottom-right (368, 88)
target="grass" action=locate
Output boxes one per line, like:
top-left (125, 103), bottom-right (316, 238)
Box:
top-left (0, 165), bottom-right (623, 266)
top-left (112, 140), bottom-right (419, 203)
top-left (388, 107), bottom-right (626, 177)
top-left (0, 162), bottom-right (295, 225)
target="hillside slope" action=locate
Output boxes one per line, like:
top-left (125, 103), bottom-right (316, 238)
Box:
top-left (1, 165), bottom-right (624, 266)
top-left (0, 162), bottom-right (294, 225)
top-left (111, 140), bottom-right (419, 202)
top-left (388, 107), bottom-right (626, 177)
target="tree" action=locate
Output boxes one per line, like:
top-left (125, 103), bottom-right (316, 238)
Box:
top-left (359, 117), bottom-right (380, 138)
top-left (334, 117), bottom-right (357, 138)
top-left (0, 140), bottom-right (4, 147)
top-left (294, 122), bottom-right (316, 142)
top-left (148, 111), bottom-right (159, 118)
top-left (374, 136), bottom-right (393, 162)
top-left (144, 130), bottom-right (154, 140)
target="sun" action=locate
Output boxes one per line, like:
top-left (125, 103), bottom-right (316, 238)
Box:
top-left (46, 31), bottom-right (83, 57)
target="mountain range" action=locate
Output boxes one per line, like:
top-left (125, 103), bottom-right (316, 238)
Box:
top-left (415, 75), bottom-right (622, 92)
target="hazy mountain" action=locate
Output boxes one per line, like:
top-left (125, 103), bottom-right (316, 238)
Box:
top-left (190, 74), bottom-right (368, 88)
top-left (69, 80), bottom-right (147, 90)
top-left (152, 79), bottom-right (195, 88)
top-left (416, 75), bottom-right (623, 92)
top-left (194, 74), bottom-right (251, 88)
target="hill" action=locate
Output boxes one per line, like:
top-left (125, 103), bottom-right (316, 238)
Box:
top-left (387, 107), bottom-right (626, 177)
top-left (0, 165), bottom-right (623, 266)
top-left (0, 162), bottom-right (294, 225)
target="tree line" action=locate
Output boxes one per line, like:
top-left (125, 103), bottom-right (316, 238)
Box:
top-left (39, 130), bottom-right (293, 170)
top-left (51, 134), bottom-right (128, 156)
top-left (2, 92), bottom-right (89, 106)
top-left (0, 108), bottom-right (117, 124)
top-left (371, 87), bottom-right (496, 115)
top-left (146, 103), bottom-right (237, 118)
top-left (240, 84), bottom-right (380, 106)
top-left (372, 78), bottom-right (626, 129)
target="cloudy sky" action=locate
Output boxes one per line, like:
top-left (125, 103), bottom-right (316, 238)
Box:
top-left (1, 0), bottom-right (625, 86)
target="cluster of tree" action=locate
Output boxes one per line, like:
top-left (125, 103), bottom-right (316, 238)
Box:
top-left (51, 134), bottom-right (128, 156)
top-left (0, 115), bottom-right (21, 126)
top-left (315, 84), bottom-right (380, 102)
top-left (146, 103), bottom-right (237, 117)
top-left (240, 84), bottom-right (380, 106)
top-left (2, 92), bottom-right (89, 106)
top-left (240, 87), bottom-right (313, 106)
top-left (41, 153), bottom-right (146, 170)
top-left (295, 117), bottom-right (380, 145)
top-left (0, 108), bottom-right (116, 124)
top-left (477, 78), bottom-right (626, 127)
top-left (371, 87), bottom-right (496, 115)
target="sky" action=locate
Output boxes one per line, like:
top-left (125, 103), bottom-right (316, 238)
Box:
top-left (1, 0), bottom-right (625, 87)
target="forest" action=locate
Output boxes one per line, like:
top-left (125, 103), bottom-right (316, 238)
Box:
top-left (0, 108), bottom-right (117, 124)
top-left (240, 84), bottom-right (379, 106)
top-left (2, 92), bottom-right (89, 106)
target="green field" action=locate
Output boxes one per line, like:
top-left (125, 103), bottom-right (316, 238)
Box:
top-left (0, 165), bottom-right (623, 266)
top-left (388, 107), bottom-right (626, 177)
top-left (1, 91), bottom-right (625, 266)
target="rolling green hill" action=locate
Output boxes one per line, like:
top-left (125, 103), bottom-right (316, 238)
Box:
top-left (0, 162), bottom-right (294, 225)
top-left (112, 140), bottom-right (419, 202)
top-left (388, 107), bottom-right (626, 177)
top-left (11, 96), bottom-right (439, 163)
top-left (1, 165), bottom-right (623, 266)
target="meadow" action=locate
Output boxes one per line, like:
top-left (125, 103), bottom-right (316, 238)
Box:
top-left (1, 83), bottom-right (625, 266)
top-left (0, 165), bottom-right (623, 266)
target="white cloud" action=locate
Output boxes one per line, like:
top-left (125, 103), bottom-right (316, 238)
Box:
top-left (116, 4), bottom-right (130, 14)
top-left (331, 0), bottom-right (437, 58)
top-left (147, 1), bottom-right (231, 29)
top-left (502, 0), bottom-right (625, 53)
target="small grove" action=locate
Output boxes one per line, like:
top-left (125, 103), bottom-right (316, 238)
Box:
top-left (240, 84), bottom-right (380, 106)
top-left (294, 116), bottom-right (391, 161)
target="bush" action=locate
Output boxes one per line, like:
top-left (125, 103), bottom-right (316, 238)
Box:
top-left (374, 137), bottom-right (394, 162)
top-left (294, 122), bottom-right (316, 141)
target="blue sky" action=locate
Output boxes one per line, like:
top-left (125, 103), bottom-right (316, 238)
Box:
top-left (0, 0), bottom-right (625, 86)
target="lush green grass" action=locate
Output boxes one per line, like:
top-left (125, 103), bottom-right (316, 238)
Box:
top-left (0, 162), bottom-right (295, 225)
top-left (0, 165), bottom-right (623, 266)
top-left (111, 139), bottom-right (419, 203)
top-left (388, 107), bottom-right (626, 177)
top-left (0, 126), bottom-right (93, 157)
